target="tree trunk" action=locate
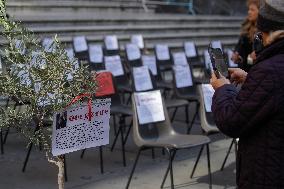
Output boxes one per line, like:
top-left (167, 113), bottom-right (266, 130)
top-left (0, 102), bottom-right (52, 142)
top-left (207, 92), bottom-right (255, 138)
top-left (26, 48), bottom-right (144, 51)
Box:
top-left (57, 156), bottom-right (65, 189)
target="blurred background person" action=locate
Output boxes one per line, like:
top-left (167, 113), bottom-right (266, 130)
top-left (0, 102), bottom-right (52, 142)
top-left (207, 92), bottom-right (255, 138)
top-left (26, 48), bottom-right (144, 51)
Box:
top-left (231, 0), bottom-right (260, 72)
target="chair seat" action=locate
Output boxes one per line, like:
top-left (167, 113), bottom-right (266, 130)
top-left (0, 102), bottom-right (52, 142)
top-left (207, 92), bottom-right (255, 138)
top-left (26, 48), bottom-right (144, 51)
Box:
top-left (143, 134), bottom-right (210, 149)
top-left (117, 83), bottom-right (132, 93)
top-left (177, 93), bottom-right (199, 102)
top-left (165, 99), bottom-right (188, 108)
top-left (157, 80), bottom-right (173, 89)
top-left (111, 105), bottom-right (132, 116)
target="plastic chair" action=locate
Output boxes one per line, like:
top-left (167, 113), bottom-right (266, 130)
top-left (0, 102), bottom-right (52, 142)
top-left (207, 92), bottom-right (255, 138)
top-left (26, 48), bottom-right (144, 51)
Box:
top-left (126, 91), bottom-right (211, 189)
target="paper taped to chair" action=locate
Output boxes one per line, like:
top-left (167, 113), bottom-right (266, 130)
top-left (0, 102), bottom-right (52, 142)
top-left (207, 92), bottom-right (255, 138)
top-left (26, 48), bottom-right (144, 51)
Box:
top-left (201, 84), bottom-right (215, 112)
top-left (105, 35), bottom-right (119, 50)
top-left (131, 35), bottom-right (144, 49)
top-left (73, 36), bottom-right (88, 52)
top-left (184, 42), bottom-right (197, 57)
top-left (173, 52), bottom-right (188, 66)
top-left (174, 65), bottom-right (193, 88)
top-left (126, 44), bottom-right (141, 61)
top-left (52, 99), bottom-right (111, 156)
top-left (142, 55), bottom-right (157, 76)
top-left (104, 55), bottom-right (124, 76)
top-left (156, 44), bottom-right (170, 60)
top-left (89, 45), bottom-right (103, 63)
top-left (133, 66), bottom-right (153, 91)
top-left (134, 90), bottom-right (165, 125)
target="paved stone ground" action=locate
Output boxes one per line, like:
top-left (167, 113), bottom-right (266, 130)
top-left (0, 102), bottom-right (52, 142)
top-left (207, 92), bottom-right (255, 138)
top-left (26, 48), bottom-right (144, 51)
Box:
top-left (0, 105), bottom-right (237, 189)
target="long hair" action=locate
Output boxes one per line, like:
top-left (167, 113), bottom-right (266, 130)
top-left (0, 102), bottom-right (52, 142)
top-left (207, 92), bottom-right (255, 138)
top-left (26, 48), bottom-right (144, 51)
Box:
top-left (240, 0), bottom-right (260, 42)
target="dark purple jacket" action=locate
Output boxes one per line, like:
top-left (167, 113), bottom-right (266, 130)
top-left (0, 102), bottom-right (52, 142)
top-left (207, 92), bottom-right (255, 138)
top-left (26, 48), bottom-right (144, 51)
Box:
top-left (212, 38), bottom-right (284, 189)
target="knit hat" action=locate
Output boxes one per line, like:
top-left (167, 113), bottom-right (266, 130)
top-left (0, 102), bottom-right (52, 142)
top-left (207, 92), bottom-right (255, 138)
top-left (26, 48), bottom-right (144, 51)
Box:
top-left (257, 0), bottom-right (284, 32)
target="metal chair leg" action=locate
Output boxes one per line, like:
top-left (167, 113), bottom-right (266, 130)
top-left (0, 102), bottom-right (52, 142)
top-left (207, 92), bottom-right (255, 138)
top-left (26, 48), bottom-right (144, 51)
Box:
top-left (3, 127), bottom-right (9, 144)
top-left (206, 144), bottom-right (212, 189)
top-left (170, 108), bottom-right (178, 122)
top-left (168, 149), bottom-right (175, 189)
top-left (22, 142), bottom-right (33, 172)
top-left (234, 139), bottom-right (238, 162)
top-left (63, 155), bottom-right (68, 182)
top-left (190, 145), bottom-right (204, 178)
top-left (113, 115), bottom-right (117, 135)
top-left (0, 129), bottom-right (3, 155)
top-left (220, 139), bottom-right (234, 171)
top-left (99, 146), bottom-right (104, 174)
top-left (160, 149), bottom-right (177, 188)
top-left (123, 120), bottom-right (133, 146)
top-left (111, 125), bottom-right (121, 151)
top-left (126, 147), bottom-right (143, 189)
top-left (185, 105), bottom-right (189, 125)
top-left (120, 124), bottom-right (126, 167)
top-left (187, 102), bottom-right (199, 134)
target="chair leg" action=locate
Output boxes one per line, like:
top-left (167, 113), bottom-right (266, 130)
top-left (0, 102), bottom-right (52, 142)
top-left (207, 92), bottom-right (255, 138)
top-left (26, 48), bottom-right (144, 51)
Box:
top-left (111, 125), bottom-right (121, 151)
top-left (187, 102), bottom-right (199, 134)
top-left (63, 155), bottom-right (68, 182)
top-left (0, 129), bottom-right (4, 155)
top-left (168, 149), bottom-right (175, 189)
top-left (220, 139), bottom-right (234, 171)
top-left (113, 115), bottom-right (117, 136)
top-left (3, 127), bottom-right (9, 144)
top-left (206, 144), bottom-right (212, 189)
top-left (99, 146), bottom-right (104, 174)
top-left (126, 147), bottom-right (143, 189)
top-left (190, 145), bottom-right (204, 178)
top-left (120, 123), bottom-right (126, 167)
top-left (123, 120), bottom-right (133, 146)
top-left (22, 142), bottom-right (33, 172)
top-left (80, 149), bottom-right (86, 159)
top-left (170, 108), bottom-right (178, 122)
top-left (160, 149), bottom-right (177, 189)
top-left (185, 105), bottom-right (189, 125)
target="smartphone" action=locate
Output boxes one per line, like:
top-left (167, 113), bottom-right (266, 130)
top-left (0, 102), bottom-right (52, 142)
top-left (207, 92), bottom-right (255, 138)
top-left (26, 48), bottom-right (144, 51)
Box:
top-left (208, 43), bottom-right (229, 79)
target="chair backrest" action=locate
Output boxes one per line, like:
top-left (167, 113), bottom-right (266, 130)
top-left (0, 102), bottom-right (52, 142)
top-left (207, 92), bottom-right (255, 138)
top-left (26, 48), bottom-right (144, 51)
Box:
top-left (197, 84), bottom-right (219, 134)
top-left (130, 34), bottom-right (145, 50)
top-left (73, 36), bottom-right (89, 61)
top-left (104, 35), bottom-right (120, 55)
top-left (172, 51), bottom-right (188, 66)
top-left (155, 44), bottom-right (172, 68)
top-left (142, 55), bottom-right (158, 76)
top-left (172, 64), bottom-right (197, 98)
top-left (125, 43), bottom-right (142, 67)
top-left (131, 90), bottom-right (176, 147)
top-left (88, 44), bottom-right (105, 71)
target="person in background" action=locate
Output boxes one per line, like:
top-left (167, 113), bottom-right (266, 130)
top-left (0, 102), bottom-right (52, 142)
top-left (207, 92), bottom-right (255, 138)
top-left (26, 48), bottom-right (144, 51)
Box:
top-left (231, 0), bottom-right (260, 72)
top-left (210, 0), bottom-right (284, 188)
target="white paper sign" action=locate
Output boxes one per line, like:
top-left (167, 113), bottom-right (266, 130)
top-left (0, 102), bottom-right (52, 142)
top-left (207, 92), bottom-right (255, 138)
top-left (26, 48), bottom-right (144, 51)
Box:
top-left (201, 84), bottom-right (215, 112)
top-left (184, 42), bottom-right (197, 57)
top-left (89, 44), bottom-right (103, 63)
top-left (227, 50), bottom-right (238, 68)
top-left (174, 65), bottom-right (193, 88)
top-left (126, 43), bottom-right (141, 61)
top-left (131, 35), bottom-right (144, 49)
top-left (142, 55), bottom-right (157, 76)
top-left (156, 44), bottom-right (170, 61)
top-left (211, 41), bottom-right (222, 50)
top-left (173, 52), bottom-right (188, 66)
top-left (134, 90), bottom-right (165, 125)
top-left (133, 66), bottom-right (153, 92)
top-left (42, 38), bottom-right (56, 52)
top-left (73, 36), bottom-right (88, 52)
top-left (52, 99), bottom-right (111, 156)
top-left (104, 55), bottom-right (124, 76)
top-left (105, 35), bottom-right (119, 50)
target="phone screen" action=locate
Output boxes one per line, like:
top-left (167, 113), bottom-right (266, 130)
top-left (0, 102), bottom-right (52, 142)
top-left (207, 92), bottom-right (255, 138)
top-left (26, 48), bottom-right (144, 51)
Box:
top-left (208, 46), bottom-right (229, 78)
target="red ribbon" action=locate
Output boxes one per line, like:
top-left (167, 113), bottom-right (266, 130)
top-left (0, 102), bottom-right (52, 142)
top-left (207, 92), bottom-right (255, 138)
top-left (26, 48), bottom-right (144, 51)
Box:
top-left (65, 93), bottom-right (93, 121)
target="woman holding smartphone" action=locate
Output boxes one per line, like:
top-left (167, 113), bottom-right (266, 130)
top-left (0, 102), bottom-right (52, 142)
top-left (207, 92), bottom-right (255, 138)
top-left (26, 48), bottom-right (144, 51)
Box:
top-left (231, 0), bottom-right (260, 72)
top-left (211, 0), bottom-right (284, 188)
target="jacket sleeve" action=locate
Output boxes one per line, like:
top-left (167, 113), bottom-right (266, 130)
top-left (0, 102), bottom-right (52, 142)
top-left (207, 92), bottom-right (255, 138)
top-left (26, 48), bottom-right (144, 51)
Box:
top-left (212, 64), bottom-right (276, 138)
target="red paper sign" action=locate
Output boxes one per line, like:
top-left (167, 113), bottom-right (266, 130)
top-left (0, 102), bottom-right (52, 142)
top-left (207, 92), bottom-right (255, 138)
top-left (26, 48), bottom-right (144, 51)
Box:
top-left (95, 72), bottom-right (115, 97)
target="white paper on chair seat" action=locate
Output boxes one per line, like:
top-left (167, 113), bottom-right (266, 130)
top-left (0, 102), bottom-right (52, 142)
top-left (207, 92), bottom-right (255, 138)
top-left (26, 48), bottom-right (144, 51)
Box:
top-left (142, 55), bottom-right (157, 76)
top-left (105, 35), bottom-right (119, 50)
top-left (52, 98), bottom-right (111, 156)
top-left (126, 43), bottom-right (141, 61)
top-left (174, 65), bottom-right (193, 88)
top-left (173, 52), bottom-right (188, 66)
top-left (156, 44), bottom-right (170, 61)
top-left (131, 35), bottom-right (144, 49)
top-left (211, 41), bottom-right (222, 50)
top-left (227, 50), bottom-right (238, 68)
top-left (73, 36), bottom-right (88, 52)
top-left (42, 38), bottom-right (56, 52)
top-left (201, 84), bottom-right (215, 112)
top-left (184, 42), bottom-right (197, 57)
top-left (104, 55), bottom-right (124, 76)
top-left (89, 45), bottom-right (103, 63)
top-left (134, 90), bottom-right (165, 125)
top-left (133, 66), bottom-right (153, 92)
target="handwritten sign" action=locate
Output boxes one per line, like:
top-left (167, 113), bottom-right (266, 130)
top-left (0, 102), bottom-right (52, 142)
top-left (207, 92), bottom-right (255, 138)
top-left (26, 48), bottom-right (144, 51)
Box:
top-left (184, 42), bottom-right (197, 57)
top-left (133, 66), bottom-right (153, 92)
top-left (156, 44), bottom-right (170, 61)
top-left (104, 35), bottom-right (119, 50)
top-left (211, 41), bottom-right (222, 50)
top-left (142, 55), bottom-right (157, 76)
top-left (95, 72), bottom-right (115, 97)
top-left (174, 65), bottom-right (193, 88)
top-left (89, 44), bottom-right (103, 63)
top-left (131, 35), bottom-right (144, 49)
top-left (104, 55), bottom-right (124, 76)
top-left (52, 99), bottom-right (111, 156)
top-left (73, 36), bottom-right (88, 52)
top-left (134, 90), bottom-right (165, 125)
top-left (201, 84), bottom-right (215, 112)
top-left (227, 50), bottom-right (238, 68)
top-left (126, 43), bottom-right (141, 61)
top-left (173, 52), bottom-right (188, 66)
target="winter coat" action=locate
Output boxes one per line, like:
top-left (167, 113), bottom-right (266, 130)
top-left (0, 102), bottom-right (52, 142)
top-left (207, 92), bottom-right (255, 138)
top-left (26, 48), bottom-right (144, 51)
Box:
top-left (212, 38), bottom-right (284, 189)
